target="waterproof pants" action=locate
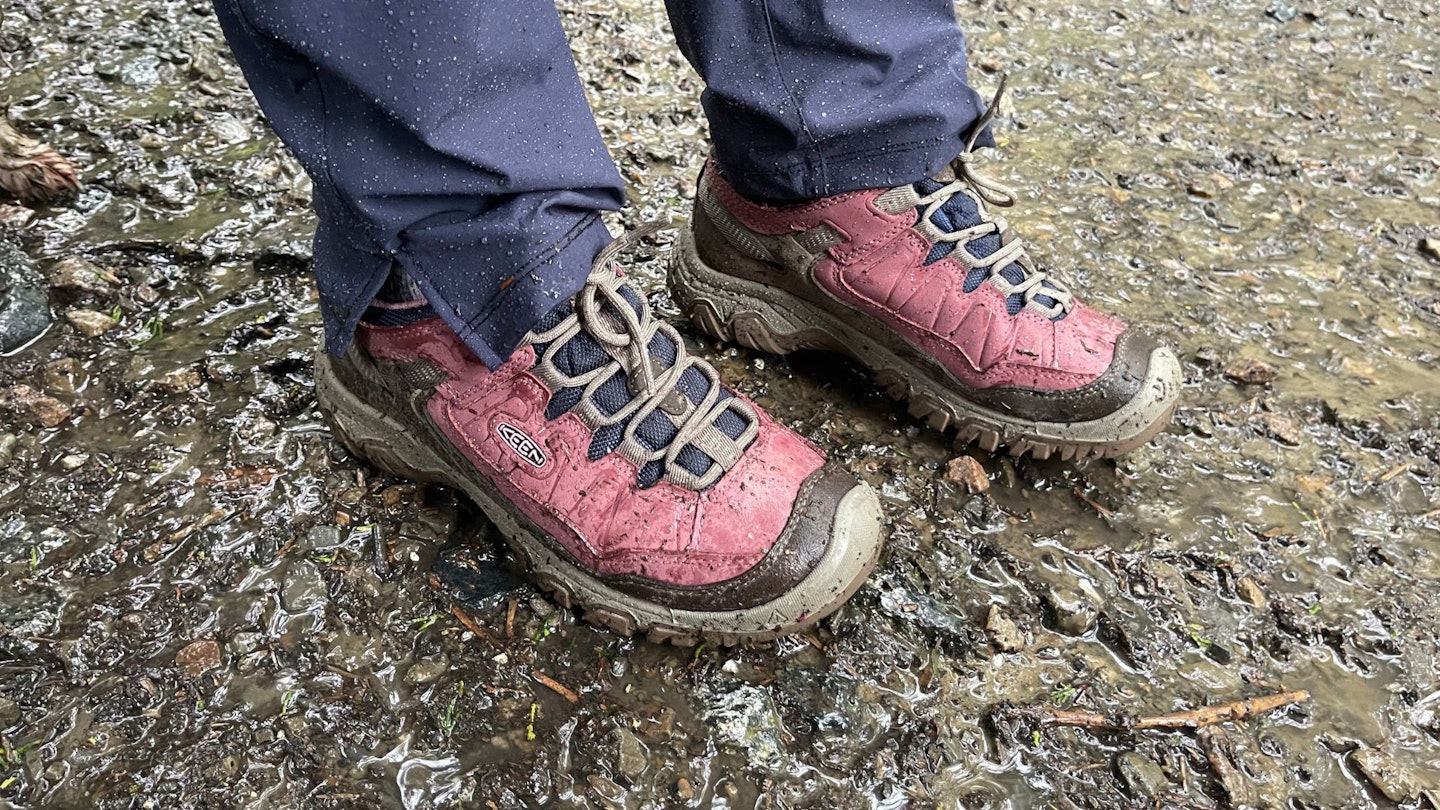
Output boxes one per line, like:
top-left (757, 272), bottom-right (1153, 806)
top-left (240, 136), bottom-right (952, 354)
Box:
top-left (213, 0), bottom-right (992, 368)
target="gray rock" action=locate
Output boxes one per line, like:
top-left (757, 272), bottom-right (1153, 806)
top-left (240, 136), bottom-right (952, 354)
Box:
top-left (0, 231), bottom-right (51, 355)
top-left (1349, 748), bottom-right (1421, 803)
top-left (615, 728), bottom-right (649, 781)
top-left (58, 453), bottom-right (89, 471)
top-left (1116, 752), bottom-right (1170, 799)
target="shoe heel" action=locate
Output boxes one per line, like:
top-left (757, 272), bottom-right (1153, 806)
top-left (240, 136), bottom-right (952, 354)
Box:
top-left (314, 353), bottom-right (453, 486)
top-left (669, 227), bottom-right (830, 355)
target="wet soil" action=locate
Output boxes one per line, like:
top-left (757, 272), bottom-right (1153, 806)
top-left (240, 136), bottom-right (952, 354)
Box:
top-left (2, 0), bottom-right (1439, 807)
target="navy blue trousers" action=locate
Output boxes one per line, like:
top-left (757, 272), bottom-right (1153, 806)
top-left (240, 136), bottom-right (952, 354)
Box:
top-left (214, 0), bottom-right (991, 368)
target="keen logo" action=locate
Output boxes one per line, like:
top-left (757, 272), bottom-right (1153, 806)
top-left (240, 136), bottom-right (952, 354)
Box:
top-left (497, 423), bottom-right (547, 468)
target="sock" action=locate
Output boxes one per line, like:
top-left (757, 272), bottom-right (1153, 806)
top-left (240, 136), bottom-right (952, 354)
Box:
top-left (362, 263), bottom-right (438, 327)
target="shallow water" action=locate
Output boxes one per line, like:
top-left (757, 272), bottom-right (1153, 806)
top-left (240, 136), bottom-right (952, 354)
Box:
top-left (1, 0), bottom-right (1438, 807)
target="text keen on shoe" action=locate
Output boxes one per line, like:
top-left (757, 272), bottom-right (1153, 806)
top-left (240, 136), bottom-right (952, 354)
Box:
top-left (315, 232), bottom-right (884, 645)
top-left (671, 91), bottom-right (1181, 461)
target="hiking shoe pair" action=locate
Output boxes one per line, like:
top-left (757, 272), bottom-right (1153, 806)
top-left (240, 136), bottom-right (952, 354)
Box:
top-left (317, 117), bottom-right (1180, 644)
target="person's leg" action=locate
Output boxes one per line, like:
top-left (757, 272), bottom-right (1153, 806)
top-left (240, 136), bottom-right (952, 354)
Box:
top-left (664, 0), bottom-right (992, 202)
top-left (212, 0), bottom-right (885, 643)
top-left (666, 1), bottom-right (1182, 459)
top-left (213, 0), bottom-right (624, 369)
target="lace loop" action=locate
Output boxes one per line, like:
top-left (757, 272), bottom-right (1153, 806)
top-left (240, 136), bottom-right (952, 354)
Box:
top-left (910, 77), bottom-right (1075, 319)
top-left (525, 224), bottom-right (758, 489)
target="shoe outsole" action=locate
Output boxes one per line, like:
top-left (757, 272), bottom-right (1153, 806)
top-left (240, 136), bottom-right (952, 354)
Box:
top-left (313, 353), bottom-right (885, 647)
top-left (670, 228), bottom-right (1181, 461)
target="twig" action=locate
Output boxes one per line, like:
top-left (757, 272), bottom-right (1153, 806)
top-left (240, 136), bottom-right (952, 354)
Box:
top-left (1378, 463), bottom-right (1411, 483)
top-left (450, 604), bottom-right (501, 648)
top-left (532, 671), bottom-right (579, 704)
top-left (505, 598), bottom-right (517, 638)
top-left (1071, 486), bottom-right (1115, 519)
top-left (1009, 689), bottom-right (1308, 732)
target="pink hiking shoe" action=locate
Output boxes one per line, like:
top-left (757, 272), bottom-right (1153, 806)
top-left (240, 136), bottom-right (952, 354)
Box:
top-left (671, 91), bottom-right (1181, 460)
top-left (315, 232), bottom-right (883, 645)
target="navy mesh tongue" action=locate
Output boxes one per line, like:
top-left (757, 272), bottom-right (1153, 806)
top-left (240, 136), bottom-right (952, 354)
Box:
top-left (913, 179), bottom-right (1064, 317)
top-left (530, 280), bottom-right (750, 487)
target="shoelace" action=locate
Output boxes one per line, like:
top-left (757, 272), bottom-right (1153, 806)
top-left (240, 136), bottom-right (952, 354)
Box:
top-left (526, 224), bottom-right (757, 489)
top-left (911, 77), bottom-right (1075, 319)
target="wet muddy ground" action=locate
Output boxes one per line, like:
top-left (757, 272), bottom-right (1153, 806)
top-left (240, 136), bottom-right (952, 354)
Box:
top-left (2, 0), bottom-right (1439, 807)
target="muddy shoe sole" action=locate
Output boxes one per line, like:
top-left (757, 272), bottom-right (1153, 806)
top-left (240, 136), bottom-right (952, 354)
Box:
top-left (671, 228), bottom-right (1181, 461)
top-left (313, 352), bottom-right (884, 646)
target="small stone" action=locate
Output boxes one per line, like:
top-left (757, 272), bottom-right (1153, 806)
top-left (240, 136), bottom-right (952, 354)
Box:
top-left (253, 242), bottom-right (312, 276)
top-left (1422, 236), bottom-right (1440, 262)
top-left (131, 283), bottom-right (161, 305)
top-left (984, 605), bottom-right (1025, 652)
top-left (1349, 748), bottom-right (1421, 803)
top-left (1249, 412), bottom-right (1303, 446)
top-left (1185, 173), bottom-right (1233, 199)
top-left (228, 632), bottom-right (263, 655)
top-left (588, 775), bottom-right (625, 809)
top-left (675, 778), bottom-right (695, 801)
top-left (138, 132), bottom-right (166, 149)
top-left (976, 56), bottom-right (1003, 73)
top-left (1116, 752), bottom-right (1170, 799)
top-left (151, 368), bottom-right (202, 395)
top-left (1236, 576), bottom-right (1267, 608)
top-left (615, 728), bottom-right (648, 781)
top-left (175, 639), bottom-right (222, 677)
top-left (944, 455), bottom-right (990, 494)
top-left (0, 385), bottom-right (71, 428)
top-left (1338, 356), bottom-right (1377, 384)
top-left (253, 728), bottom-right (275, 745)
top-left (59, 453), bottom-right (89, 471)
top-left (65, 308), bottom-right (118, 337)
top-left (404, 654), bottom-right (450, 685)
top-left (43, 358), bottom-right (86, 396)
top-left (49, 257), bottom-right (115, 295)
top-left (0, 204), bottom-right (34, 228)
top-left (0, 696), bottom-right (20, 725)
top-left (0, 433), bottom-right (18, 466)
top-left (1223, 357), bottom-right (1277, 385)
top-left (1044, 586), bottom-right (1099, 636)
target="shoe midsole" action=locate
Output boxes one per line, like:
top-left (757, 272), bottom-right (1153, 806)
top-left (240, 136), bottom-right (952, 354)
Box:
top-left (671, 227), bottom-right (1181, 448)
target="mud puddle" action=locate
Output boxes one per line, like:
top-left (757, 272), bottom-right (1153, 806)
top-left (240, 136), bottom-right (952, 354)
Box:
top-left (2, 0), bottom-right (1438, 807)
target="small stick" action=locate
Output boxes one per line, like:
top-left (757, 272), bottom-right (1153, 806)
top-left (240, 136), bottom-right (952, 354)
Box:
top-left (1016, 689), bottom-right (1308, 732)
top-left (450, 604), bottom-right (501, 648)
top-left (1378, 463), bottom-right (1411, 483)
top-left (532, 671), bottom-right (579, 704)
top-left (1071, 486), bottom-right (1115, 519)
top-left (506, 599), bottom-right (518, 638)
